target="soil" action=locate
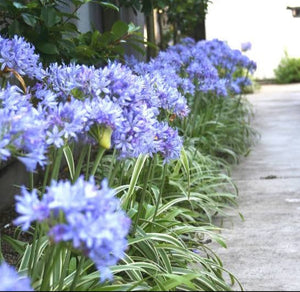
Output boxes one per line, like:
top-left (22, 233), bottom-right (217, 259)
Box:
top-left (0, 204), bottom-right (31, 266)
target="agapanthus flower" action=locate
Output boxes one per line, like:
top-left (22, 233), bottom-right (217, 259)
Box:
top-left (46, 125), bottom-right (65, 148)
top-left (14, 187), bottom-right (50, 231)
top-left (112, 105), bottom-right (157, 158)
top-left (0, 85), bottom-right (48, 171)
top-left (46, 63), bottom-right (110, 101)
top-left (0, 84), bottom-right (31, 111)
top-left (14, 176), bottom-right (131, 282)
top-left (0, 35), bottom-right (44, 79)
top-left (142, 72), bottom-right (189, 117)
top-left (33, 83), bottom-right (58, 109)
top-left (153, 122), bottom-right (183, 163)
top-left (241, 41), bottom-right (252, 52)
top-left (0, 262), bottom-right (33, 291)
top-left (84, 95), bottom-right (123, 131)
top-left (45, 97), bottom-right (87, 142)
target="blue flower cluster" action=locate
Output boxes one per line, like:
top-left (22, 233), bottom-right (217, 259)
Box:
top-left (44, 61), bottom-right (186, 161)
top-left (0, 34), bottom-right (256, 171)
top-left (0, 85), bottom-right (48, 171)
top-left (0, 262), bottom-right (33, 291)
top-left (0, 35), bottom-right (44, 80)
top-left (14, 176), bottom-right (131, 282)
top-left (127, 38), bottom-right (257, 97)
top-left (0, 35), bottom-right (188, 170)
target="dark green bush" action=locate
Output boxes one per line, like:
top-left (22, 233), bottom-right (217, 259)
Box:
top-left (0, 0), bottom-right (143, 66)
top-left (274, 52), bottom-right (300, 84)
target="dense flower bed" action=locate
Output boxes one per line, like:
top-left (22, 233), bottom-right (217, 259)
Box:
top-left (0, 35), bottom-right (256, 291)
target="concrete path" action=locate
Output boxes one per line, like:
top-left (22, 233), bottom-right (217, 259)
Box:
top-left (213, 84), bottom-right (300, 291)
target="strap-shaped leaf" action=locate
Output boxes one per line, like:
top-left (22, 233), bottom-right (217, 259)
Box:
top-left (63, 145), bottom-right (75, 180)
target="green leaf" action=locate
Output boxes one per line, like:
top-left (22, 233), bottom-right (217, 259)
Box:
top-left (21, 13), bottom-right (37, 27)
top-left (128, 22), bottom-right (141, 34)
top-left (97, 1), bottom-right (119, 11)
top-left (8, 20), bottom-right (21, 36)
top-left (98, 32), bottom-right (114, 46)
top-left (37, 42), bottom-right (59, 55)
top-left (75, 45), bottom-right (96, 58)
top-left (111, 21), bottom-right (128, 39)
top-left (180, 147), bottom-right (191, 198)
top-left (239, 212), bottom-right (245, 221)
top-left (160, 273), bottom-right (199, 290)
top-left (26, 1), bottom-right (39, 9)
top-left (40, 7), bottom-right (61, 28)
top-left (123, 154), bottom-right (148, 207)
top-left (90, 30), bottom-right (101, 47)
top-left (13, 1), bottom-right (26, 9)
top-left (63, 145), bottom-right (75, 181)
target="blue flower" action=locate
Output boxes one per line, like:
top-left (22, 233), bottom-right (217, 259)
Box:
top-left (0, 262), bottom-right (33, 291)
top-left (0, 35), bottom-right (44, 80)
top-left (241, 41), bottom-right (252, 52)
top-left (14, 176), bottom-right (131, 282)
top-left (0, 85), bottom-right (49, 171)
top-left (46, 125), bottom-right (65, 148)
top-left (14, 187), bottom-right (50, 231)
top-left (0, 138), bottom-right (10, 161)
top-left (153, 122), bottom-right (183, 163)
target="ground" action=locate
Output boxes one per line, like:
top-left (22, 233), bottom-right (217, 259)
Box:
top-left (212, 83), bottom-right (300, 291)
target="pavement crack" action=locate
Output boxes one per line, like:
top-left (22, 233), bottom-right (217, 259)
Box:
top-left (260, 175), bottom-right (277, 179)
top-left (259, 175), bottom-right (300, 180)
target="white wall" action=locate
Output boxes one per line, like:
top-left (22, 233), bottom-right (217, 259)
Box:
top-left (206, 0), bottom-right (300, 79)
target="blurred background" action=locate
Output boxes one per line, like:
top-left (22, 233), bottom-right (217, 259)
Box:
top-left (206, 0), bottom-right (300, 80)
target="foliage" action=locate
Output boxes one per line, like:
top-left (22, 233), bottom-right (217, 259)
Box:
top-left (117, 0), bottom-right (211, 45)
top-left (0, 0), bottom-right (143, 66)
top-left (274, 51), bottom-right (300, 84)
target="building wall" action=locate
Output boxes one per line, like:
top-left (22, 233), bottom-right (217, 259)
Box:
top-left (206, 0), bottom-right (300, 79)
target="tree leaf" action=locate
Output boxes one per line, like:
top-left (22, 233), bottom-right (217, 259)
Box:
top-left (40, 6), bottom-right (61, 28)
top-left (98, 1), bottom-right (119, 11)
top-left (13, 1), bottom-right (26, 9)
top-left (111, 21), bottom-right (128, 39)
top-left (8, 20), bottom-right (21, 36)
top-left (37, 42), bottom-right (59, 55)
top-left (21, 13), bottom-right (37, 27)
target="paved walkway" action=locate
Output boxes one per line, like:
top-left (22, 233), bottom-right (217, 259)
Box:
top-left (213, 84), bottom-right (300, 291)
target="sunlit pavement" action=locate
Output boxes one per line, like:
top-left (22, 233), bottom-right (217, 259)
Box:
top-left (212, 83), bottom-right (300, 291)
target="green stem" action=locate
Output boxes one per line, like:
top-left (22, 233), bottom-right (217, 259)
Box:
top-left (42, 162), bottom-right (51, 193)
top-left (152, 163), bottom-right (167, 225)
top-left (190, 93), bottom-right (201, 136)
top-left (85, 144), bottom-right (92, 180)
top-left (109, 159), bottom-right (121, 187)
top-left (74, 144), bottom-right (89, 181)
top-left (90, 146), bottom-right (106, 177)
top-left (51, 147), bottom-right (64, 181)
top-left (132, 158), bottom-right (153, 235)
top-left (1, 77), bottom-right (7, 89)
top-left (107, 149), bottom-right (117, 184)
